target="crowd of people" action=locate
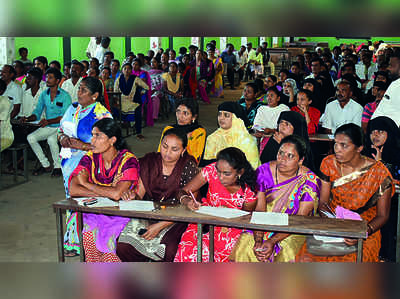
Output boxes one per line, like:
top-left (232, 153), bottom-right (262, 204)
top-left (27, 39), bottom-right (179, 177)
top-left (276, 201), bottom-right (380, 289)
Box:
top-left (1, 37), bottom-right (400, 263)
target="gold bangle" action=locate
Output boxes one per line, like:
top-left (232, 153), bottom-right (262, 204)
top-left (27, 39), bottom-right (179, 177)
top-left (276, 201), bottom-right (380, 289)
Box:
top-left (179, 195), bottom-right (191, 204)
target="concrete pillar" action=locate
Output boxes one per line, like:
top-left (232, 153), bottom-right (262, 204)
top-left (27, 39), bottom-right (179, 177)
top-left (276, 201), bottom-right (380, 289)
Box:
top-left (0, 37), bottom-right (15, 67)
top-left (220, 37), bottom-right (227, 51)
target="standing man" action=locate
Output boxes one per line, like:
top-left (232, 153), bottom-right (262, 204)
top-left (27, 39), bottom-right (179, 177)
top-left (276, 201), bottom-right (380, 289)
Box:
top-left (220, 43), bottom-right (237, 89)
top-left (21, 68), bottom-right (71, 176)
top-left (86, 37), bottom-right (101, 59)
top-left (60, 60), bottom-right (83, 102)
top-left (372, 51), bottom-right (400, 126)
top-left (95, 37), bottom-right (111, 67)
top-left (1, 64), bottom-right (23, 119)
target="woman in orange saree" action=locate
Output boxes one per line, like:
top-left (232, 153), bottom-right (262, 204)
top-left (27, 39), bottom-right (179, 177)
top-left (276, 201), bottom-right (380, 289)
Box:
top-left (297, 123), bottom-right (394, 262)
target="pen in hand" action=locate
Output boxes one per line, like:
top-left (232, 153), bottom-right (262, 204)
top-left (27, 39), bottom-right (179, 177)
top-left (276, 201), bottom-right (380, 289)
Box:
top-left (188, 190), bottom-right (200, 210)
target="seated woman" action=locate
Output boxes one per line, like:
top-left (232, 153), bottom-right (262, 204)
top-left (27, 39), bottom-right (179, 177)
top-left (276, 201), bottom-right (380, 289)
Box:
top-left (158, 98), bottom-right (206, 164)
top-left (0, 79), bottom-right (14, 151)
top-left (238, 82), bottom-right (264, 129)
top-left (174, 147), bottom-right (257, 262)
top-left (162, 62), bottom-right (183, 112)
top-left (290, 89), bottom-right (321, 135)
top-left (59, 76), bottom-right (112, 256)
top-left (363, 116), bottom-right (400, 262)
top-left (68, 118), bottom-right (139, 262)
top-left (252, 86), bottom-right (289, 137)
top-left (203, 101), bottom-right (260, 169)
top-left (260, 111), bottom-right (314, 174)
top-left (116, 128), bottom-right (199, 262)
top-left (231, 135), bottom-right (320, 262)
top-left (302, 78), bottom-right (323, 114)
top-left (297, 123), bottom-right (394, 262)
top-left (114, 62), bottom-right (149, 140)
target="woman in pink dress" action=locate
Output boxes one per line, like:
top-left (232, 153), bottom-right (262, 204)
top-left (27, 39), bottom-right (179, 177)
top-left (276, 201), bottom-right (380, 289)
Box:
top-left (174, 147), bottom-right (257, 262)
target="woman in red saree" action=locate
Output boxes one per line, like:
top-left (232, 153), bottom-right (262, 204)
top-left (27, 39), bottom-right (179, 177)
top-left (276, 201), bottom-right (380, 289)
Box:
top-left (297, 123), bottom-right (394, 262)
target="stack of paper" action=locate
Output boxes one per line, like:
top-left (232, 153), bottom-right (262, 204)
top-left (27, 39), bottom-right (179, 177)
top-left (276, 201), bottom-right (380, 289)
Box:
top-left (250, 212), bottom-right (289, 226)
top-left (75, 197), bottom-right (119, 208)
top-left (195, 206), bottom-right (250, 218)
top-left (313, 235), bottom-right (345, 243)
top-left (119, 200), bottom-right (155, 211)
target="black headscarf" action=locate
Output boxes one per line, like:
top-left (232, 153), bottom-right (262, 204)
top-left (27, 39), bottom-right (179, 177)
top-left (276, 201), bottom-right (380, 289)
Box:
top-left (363, 116), bottom-right (400, 167)
top-left (260, 111), bottom-right (316, 173)
top-left (304, 78), bottom-right (323, 113)
top-left (218, 101), bottom-right (250, 128)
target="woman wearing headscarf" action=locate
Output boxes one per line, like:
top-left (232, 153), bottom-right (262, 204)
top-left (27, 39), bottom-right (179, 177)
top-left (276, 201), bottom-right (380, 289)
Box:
top-left (260, 111), bottom-right (315, 173)
top-left (303, 78), bottom-right (323, 113)
top-left (203, 101), bottom-right (260, 169)
top-left (281, 78), bottom-right (298, 108)
top-left (363, 116), bottom-right (400, 262)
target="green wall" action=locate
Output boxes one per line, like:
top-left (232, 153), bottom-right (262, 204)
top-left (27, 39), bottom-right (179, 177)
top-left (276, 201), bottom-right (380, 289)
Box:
top-left (298, 37), bottom-right (400, 48)
top-left (15, 37), bottom-right (63, 65)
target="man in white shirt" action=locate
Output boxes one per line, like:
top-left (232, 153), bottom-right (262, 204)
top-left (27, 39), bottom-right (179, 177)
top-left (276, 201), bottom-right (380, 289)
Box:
top-left (320, 81), bottom-right (363, 134)
top-left (0, 65), bottom-right (23, 119)
top-left (95, 37), bottom-right (111, 65)
top-left (371, 53), bottom-right (400, 126)
top-left (60, 60), bottom-right (83, 102)
top-left (19, 67), bottom-right (46, 117)
top-left (355, 50), bottom-right (378, 90)
top-left (86, 37), bottom-right (101, 59)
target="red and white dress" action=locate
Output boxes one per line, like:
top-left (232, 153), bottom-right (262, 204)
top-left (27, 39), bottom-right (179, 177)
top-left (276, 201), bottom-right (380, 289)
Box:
top-left (174, 162), bottom-right (256, 262)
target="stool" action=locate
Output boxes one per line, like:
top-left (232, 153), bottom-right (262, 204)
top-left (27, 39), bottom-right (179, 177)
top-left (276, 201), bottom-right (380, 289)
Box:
top-left (0, 143), bottom-right (29, 189)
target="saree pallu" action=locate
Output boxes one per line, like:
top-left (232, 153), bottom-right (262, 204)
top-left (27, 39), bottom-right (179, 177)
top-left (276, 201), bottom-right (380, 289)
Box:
top-left (231, 163), bottom-right (320, 262)
top-left (68, 150), bottom-right (139, 255)
top-left (296, 155), bottom-right (394, 262)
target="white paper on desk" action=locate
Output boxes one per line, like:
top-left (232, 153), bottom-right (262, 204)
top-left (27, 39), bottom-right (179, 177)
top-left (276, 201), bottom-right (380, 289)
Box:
top-left (250, 212), bottom-right (289, 226)
top-left (328, 134), bottom-right (334, 139)
top-left (195, 206), bottom-right (250, 218)
top-left (119, 200), bottom-right (155, 211)
top-left (313, 235), bottom-right (345, 243)
top-left (76, 197), bottom-right (118, 208)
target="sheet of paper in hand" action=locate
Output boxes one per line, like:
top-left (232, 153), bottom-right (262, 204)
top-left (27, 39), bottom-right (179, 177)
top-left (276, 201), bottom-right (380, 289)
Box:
top-left (250, 211), bottom-right (289, 226)
top-left (195, 206), bottom-right (250, 218)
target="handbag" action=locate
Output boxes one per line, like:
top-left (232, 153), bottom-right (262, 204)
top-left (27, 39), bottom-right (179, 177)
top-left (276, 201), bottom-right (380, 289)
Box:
top-left (306, 235), bottom-right (357, 256)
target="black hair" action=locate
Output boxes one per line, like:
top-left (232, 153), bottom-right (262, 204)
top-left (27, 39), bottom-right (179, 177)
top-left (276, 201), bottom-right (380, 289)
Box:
top-left (253, 79), bottom-right (264, 93)
top-left (0, 79), bottom-right (7, 93)
top-left (27, 67), bottom-right (43, 82)
top-left (81, 60), bottom-right (89, 69)
top-left (268, 75), bottom-right (277, 82)
top-left (102, 66), bottom-right (111, 73)
top-left (92, 118), bottom-right (127, 151)
top-left (132, 58), bottom-right (142, 67)
top-left (45, 67), bottom-right (62, 81)
top-left (126, 51), bottom-right (135, 57)
top-left (280, 135), bottom-right (307, 160)
top-left (169, 49), bottom-right (176, 55)
top-left (267, 85), bottom-right (281, 97)
top-left (169, 61), bottom-right (178, 68)
top-left (111, 59), bottom-right (120, 66)
top-left (144, 56), bottom-right (150, 63)
top-left (90, 57), bottom-right (99, 65)
top-left (279, 69), bottom-right (290, 76)
top-left (341, 62), bottom-right (356, 72)
top-left (101, 37), bottom-right (111, 46)
top-left (81, 76), bottom-right (103, 99)
top-left (179, 47), bottom-right (187, 55)
top-left (33, 56), bottom-right (48, 67)
top-left (245, 82), bottom-right (259, 95)
top-left (122, 62), bottom-right (132, 70)
top-left (175, 98), bottom-right (199, 118)
top-left (335, 123), bottom-right (364, 147)
top-left (104, 51), bottom-right (114, 59)
top-left (311, 57), bottom-right (323, 65)
top-left (49, 60), bottom-right (61, 70)
top-left (216, 147), bottom-right (256, 192)
top-left (291, 61), bottom-right (300, 68)
top-left (297, 88), bottom-right (313, 101)
top-left (71, 59), bottom-right (84, 71)
top-left (18, 47), bottom-right (28, 56)
top-left (89, 67), bottom-right (100, 77)
top-left (162, 127), bottom-right (188, 149)
top-left (64, 62), bottom-right (71, 68)
top-left (13, 60), bottom-right (24, 69)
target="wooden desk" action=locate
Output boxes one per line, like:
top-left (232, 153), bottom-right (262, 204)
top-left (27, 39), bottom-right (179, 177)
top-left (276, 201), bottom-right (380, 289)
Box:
top-left (53, 199), bottom-right (367, 263)
top-left (309, 134), bottom-right (334, 142)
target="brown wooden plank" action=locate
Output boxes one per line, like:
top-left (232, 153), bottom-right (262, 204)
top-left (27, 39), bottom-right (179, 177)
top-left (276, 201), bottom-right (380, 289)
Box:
top-left (53, 199), bottom-right (367, 239)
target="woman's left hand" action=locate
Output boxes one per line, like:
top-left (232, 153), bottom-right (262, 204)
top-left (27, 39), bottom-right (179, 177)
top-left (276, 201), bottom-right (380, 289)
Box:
top-left (254, 239), bottom-right (275, 262)
top-left (142, 223), bottom-right (164, 240)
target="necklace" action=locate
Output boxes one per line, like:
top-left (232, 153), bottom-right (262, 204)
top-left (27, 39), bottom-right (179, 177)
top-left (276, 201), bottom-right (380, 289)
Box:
top-left (275, 164), bottom-right (299, 185)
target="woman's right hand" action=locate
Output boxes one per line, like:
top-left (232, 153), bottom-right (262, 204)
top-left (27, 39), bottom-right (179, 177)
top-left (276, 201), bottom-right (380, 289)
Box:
top-left (60, 135), bottom-right (72, 148)
top-left (182, 196), bottom-right (201, 211)
top-left (121, 189), bottom-right (137, 201)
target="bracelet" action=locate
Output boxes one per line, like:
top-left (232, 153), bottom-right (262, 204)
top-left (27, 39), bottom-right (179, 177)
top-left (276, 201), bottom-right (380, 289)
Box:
top-left (179, 194), bottom-right (192, 204)
top-left (367, 223), bottom-right (374, 235)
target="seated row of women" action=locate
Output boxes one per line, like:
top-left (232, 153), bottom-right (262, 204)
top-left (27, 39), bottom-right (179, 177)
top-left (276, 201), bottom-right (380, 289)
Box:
top-left (66, 117), bottom-right (394, 262)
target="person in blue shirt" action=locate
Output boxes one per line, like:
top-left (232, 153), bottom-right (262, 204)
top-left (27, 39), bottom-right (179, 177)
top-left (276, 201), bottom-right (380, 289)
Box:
top-left (221, 44), bottom-right (237, 89)
top-left (21, 67), bottom-right (72, 176)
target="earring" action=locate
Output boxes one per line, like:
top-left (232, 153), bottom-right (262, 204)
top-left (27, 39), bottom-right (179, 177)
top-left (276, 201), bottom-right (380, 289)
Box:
top-left (237, 174), bottom-right (241, 180)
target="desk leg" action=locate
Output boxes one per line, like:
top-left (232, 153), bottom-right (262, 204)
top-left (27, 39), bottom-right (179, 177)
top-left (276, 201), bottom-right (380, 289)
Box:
top-left (209, 225), bottom-right (214, 262)
top-left (397, 195), bottom-right (400, 263)
top-left (197, 223), bottom-right (203, 263)
top-left (357, 239), bottom-right (363, 263)
top-left (78, 212), bottom-right (85, 262)
top-left (55, 208), bottom-right (65, 262)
